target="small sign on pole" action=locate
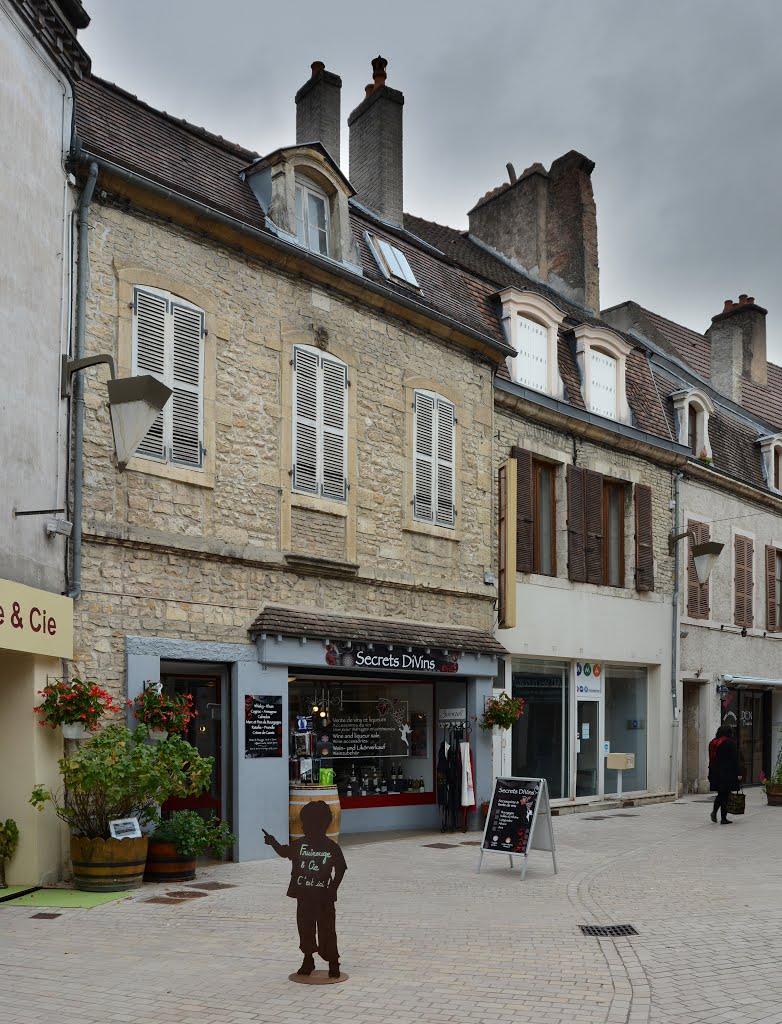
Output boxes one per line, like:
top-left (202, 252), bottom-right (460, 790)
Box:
top-left (476, 776), bottom-right (557, 880)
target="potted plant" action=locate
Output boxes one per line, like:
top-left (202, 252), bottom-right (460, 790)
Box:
top-left (479, 692), bottom-right (525, 731)
top-left (34, 677), bottom-right (120, 739)
top-left (0, 819), bottom-right (19, 889)
top-left (760, 729), bottom-right (782, 805)
top-left (145, 810), bottom-right (235, 882)
top-left (128, 681), bottom-right (197, 741)
top-left (30, 723), bottom-right (213, 891)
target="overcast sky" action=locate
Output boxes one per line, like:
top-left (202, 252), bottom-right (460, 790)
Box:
top-left (82, 0), bottom-right (782, 360)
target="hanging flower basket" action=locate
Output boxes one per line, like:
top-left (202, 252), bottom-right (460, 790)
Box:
top-left (61, 722), bottom-right (89, 741)
top-left (34, 677), bottom-right (120, 734)
top-left (479, 692), bottom-right (525, 731)
top-left (128, 682), bottom-right (197, 736)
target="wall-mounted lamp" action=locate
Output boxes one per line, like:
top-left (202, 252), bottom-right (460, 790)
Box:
top-left (668, 529), bottom-right (724, 584)
top-left (61, 354), bottom-right (172, 469)
top-left (716, 683), bottom-right (730, 698)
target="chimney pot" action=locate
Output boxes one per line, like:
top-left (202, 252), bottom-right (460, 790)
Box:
top-left (365, 83), bottom-right (373, 96)
top-left (348, 57), bottom-right (404, 225)
top-left (371, 55), bottom-right (388, 89)
top-left (739, 293), bottom-right (749, 305)
top-left (723, 299), bottom-right (734, 313)
top-left (311, 61), bottom-right (326, 78)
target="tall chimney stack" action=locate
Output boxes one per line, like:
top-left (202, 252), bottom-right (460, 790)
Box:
top-left (295, 61), bottom-right (342, 164)
top-left (348, 56), bottom-right (404, 225)
top-left (706, 295), bottom-right (768, 401)
top-left (468, 150), bottom-right (600, 312)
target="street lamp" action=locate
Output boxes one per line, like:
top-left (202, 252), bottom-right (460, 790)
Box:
top-left (61, 354), bottom-right (172, 469)
top-left (668, 529), bottom-right (724, 584)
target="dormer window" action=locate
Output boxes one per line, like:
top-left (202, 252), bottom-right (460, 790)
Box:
top-left (672, 389), bottom-right (714, 461)
top-left (295, 178), bottom-right (329, 256)
top-left (573, 325), bottom-right (633, 423)
top-left (758, 434), bottom-right (782, 492)
top-left (497, 288), bottom-right (565, 398)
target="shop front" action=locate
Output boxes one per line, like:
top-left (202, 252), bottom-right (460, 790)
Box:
top-left (720, 685), bottom-right (771, 786)
top-left (0, 577), bottom-right (73, 885)
top-left (508, 656), bottom-right (650, 803)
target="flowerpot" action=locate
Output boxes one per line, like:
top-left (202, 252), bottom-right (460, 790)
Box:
top-left (148, 729), bottom-right (168, 743)
top-left (144, 840), bottom-right (196, 882)
top-left (70, 835), bottom-right (148, 891)
top-left (765, 784), bottom-right (782, 806)
top-left (289, 783), bottom-right (341, 843)
top-left (61, 722), bottom-right (89, 740)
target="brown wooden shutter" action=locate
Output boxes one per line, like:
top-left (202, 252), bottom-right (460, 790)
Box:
top-left (585, 470), bottom-right (604, 586)
top-left (634, 484), bottom-right (654, 592)
top-left (513, 447), bottom-right (534, 573)
top-left (567, 464), bottom-right (587, 582)
top-left (686, 520), bottom-right (709, 619)
top-left (734, 535), bottom-right (754, 628)
top-left (766, 545), bottom-right (777, 632)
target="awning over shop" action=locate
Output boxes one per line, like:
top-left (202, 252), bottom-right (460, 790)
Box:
top-left (721, 674), bottom-right (782, 689)
top-left (248, 605), bottom-right (507, 656)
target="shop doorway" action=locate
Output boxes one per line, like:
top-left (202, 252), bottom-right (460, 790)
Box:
top-left (161, 672), bottom-right (226, 822)
top-left (681, 681), bottom-right (702, 793)
top-left (721, 688), bottom-right (770, 785)
top-left (511, 660), bottom-right (569, 799)
top-left (576, 698), bottom-right (601, 797)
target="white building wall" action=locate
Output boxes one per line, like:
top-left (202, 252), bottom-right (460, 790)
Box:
top-left (0, 0), bottom-right (73, 591)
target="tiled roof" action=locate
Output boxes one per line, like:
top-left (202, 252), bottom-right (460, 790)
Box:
top-left (248, 606), bottom-right (507, 655)
top-left (628, 306), bottom-right (713, 380)
top-left (708, 411), bottom-right (765, 488)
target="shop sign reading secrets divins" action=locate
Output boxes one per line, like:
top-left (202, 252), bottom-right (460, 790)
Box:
top-left (325, 641), bottom-right (459, 674)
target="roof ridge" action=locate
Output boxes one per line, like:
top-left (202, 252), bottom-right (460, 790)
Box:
top-left (82, 75), bottom-right (259, 162)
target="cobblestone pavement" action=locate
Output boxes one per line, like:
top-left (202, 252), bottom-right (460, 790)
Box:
top-left (1, 790), bottom-right (779, 1024)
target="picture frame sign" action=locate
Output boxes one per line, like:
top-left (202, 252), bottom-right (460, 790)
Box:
top-left (245, 695), bottom-right (283, 758)
top-left (477, 776), bottom-right (557, 880)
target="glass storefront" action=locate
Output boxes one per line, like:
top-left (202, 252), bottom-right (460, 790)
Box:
top-left (721, 688), bottom-right (770, 785)
top-left (511, 659), bottom-right (569, 799)
top-left (604, 666), bottom-right (647, 794)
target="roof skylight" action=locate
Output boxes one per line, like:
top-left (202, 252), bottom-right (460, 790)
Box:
top-left (366, 233), bottom-right (419, 288)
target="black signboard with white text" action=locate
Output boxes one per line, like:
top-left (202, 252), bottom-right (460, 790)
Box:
top-left (245, 695), bottom-right (283, 758)
top-left (477, 776), bottom-right (557, 880)
top-left (325, 641), bottom-right (459, 674)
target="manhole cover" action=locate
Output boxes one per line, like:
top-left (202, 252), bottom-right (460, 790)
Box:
top-left (185, 881), bottom-right (236, 890)
top-left (145, 897), bottom-right (187, 905)
top-left (580, 924), bottom-right (638, 937)
top-left (30, 912), bottom-right (61, 920)
top-left (166, 890), bottom-right (208, 899)
top-left (422, 842), bottom-right (459, 849)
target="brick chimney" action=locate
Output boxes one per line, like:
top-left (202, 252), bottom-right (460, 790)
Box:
top-left (468, 150), bottom-right (600, 312)
top-left (706, 294), bottom-right (768, 401)
top-left (295, 61), bottom-right (342, 164)
top-left (348, 56), bottom-right (404, 225)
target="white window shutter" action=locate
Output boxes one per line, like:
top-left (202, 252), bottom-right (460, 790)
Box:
top-left (170, 302), bottom-right (204, 467)
top-left (320, 356), bottom-right (347, 500)
top-left (435, 399), bottom-right (455, 527)
top-left (414, 392), bottom-right (435, 522)
top-left (590, 351), bottom-right (618, 418)
top-left (293, 347), bottom-right (319, 495)
top-left (516, 315), bottom-right (548, 392)
top-left (133, 288), bottom-right (167, 461)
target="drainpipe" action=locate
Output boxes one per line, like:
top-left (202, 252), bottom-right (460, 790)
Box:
top-left (669, 470), bottom-right (683, 794)
top-left (67, 161), bottom-right (98, 599)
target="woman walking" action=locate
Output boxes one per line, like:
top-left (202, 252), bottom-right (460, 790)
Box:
top-left (709, 725), bottom-right (741, 824)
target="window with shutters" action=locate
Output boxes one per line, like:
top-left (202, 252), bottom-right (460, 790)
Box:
top-left (734, 534), bottom-right (754, 628)
top-left (591, 351), bottom-right (618, 420)
top-left (758, 436), bottom-right (782, 492)
top-left (498, 289), bottom-right (565, 398)
top-left (603, 480), bottom-right (625, 587)
top-left (292, 345), bottom-right (348, 501)
top-left (131, 286), bottom-right (205, 469)
top-left (573, 326), bottom-right (633, 423)
top-left (686, 520), bottom-right (710, 619)
top-left (634, 484), bottom-right (654, 592)
top-left (513, 448), bottom-right (556, 576)
top-left (413, 391), bottom-right (456, 528)
top-left (765, 546), bottom-right (782, 633)
top-left (567, 465), bottom-right (626, 587)
top-left (516, 316), bottom-right (549, 393)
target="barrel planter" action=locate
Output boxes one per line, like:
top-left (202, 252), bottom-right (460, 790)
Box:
top-left (70, 835), bottom-right (148, 892)
top-left (144, 840), bottom-right (196, 882)
top-left (765, 784), bottom-right (782, 806)
top-left (289, 783), bottom-right (341, 843)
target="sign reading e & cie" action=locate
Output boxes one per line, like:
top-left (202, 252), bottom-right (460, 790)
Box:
top-left (0, 578), bottom-right (73, 658)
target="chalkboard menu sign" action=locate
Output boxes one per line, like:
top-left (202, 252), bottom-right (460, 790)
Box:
top-left (329, 700), bottom-right (411, 759)
top-left (245, 695), bottom-right (283, 758)
top-left (477, 776), bottom-right (557, 880)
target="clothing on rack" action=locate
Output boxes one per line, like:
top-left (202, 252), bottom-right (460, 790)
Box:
top-left (460, 740), bottom-right (475, 809)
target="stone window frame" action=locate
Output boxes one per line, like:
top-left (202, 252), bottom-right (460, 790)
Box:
top-left (115, 265), bottom-right (218, 489)
top-left (757, 434), bottom-right (782, 492)
top-left (295, 175), bottom-right (331, 257)
top-left (497, 287), bottom-right (565, 399)
top-left (403, 376), bottom-right (462, 543)
top-left (672, 389), bottom-right (714, 462)
top-left (573, 325), bottom-right (633, 424)
top-left (279, 328), bottom-right (358, 563)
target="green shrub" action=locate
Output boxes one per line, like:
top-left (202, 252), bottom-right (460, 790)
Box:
top-left (151, 810), bottom-right (235, 859)
top-left (0, 819), bottom-right (19, 888)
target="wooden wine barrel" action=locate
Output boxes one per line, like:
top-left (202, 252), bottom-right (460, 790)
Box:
top-left (289, 784), bottom-right (341, 843)
top-left (70, 836), bottom-right (148, 892)
top-left (144, 841), bottom-right (197, 882)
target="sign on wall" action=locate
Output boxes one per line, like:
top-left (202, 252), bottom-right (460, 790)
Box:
top-left (575, 661), bottom-right (602, 696)
top-left (325, 641), bottom-right (459, 674)
top-left (477, 776), bottom-right (557, 881)
top-left (245, 695), bottom-right (283, 758)
top-left (0, 578), bottom-right (73, 659)
top-left (329, 699), bottom-right (412, 759)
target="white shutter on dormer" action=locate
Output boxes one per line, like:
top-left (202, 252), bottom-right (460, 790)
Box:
top-left (435, 399), bottom-right (456, 526)
top-left (320, 356), bottom-right (347, 500)
top-left (413, 392), bottom-right (435, 522)
top-left (516, 315), bottom-right (548, 392)
top-left (133, 288), bottom-right (168, 461)
top-left (171, 302), bottom-right (204, 467)
top-left (293, 347), bottom-right (319, 495)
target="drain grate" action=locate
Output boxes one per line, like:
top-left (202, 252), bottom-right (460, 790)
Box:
top-left (422, 842), bottom-right (459, 849)
top-left (580, 924), bottom-right (638, 937)
top-left (30, 912), bottom-right (61, 920)
top-left (145, 896), bottom-right (186, 905)
top-left (185, 881), bottom-right (236, 890)
top-left (611, 813), bottom-right (639, 818)
top-left (460, 841), bottom-right (482, 846)
top-left (165, 890), bottom-right (208, 899)
top-left (585, 816), bottom-right (609, 821)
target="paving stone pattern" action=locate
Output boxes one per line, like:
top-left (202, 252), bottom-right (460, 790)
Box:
top-left (1, 791), bottom-right (779, 1024)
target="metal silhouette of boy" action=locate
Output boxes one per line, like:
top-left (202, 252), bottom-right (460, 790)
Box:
top-left (263, 800), bottom-right (347, 978)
